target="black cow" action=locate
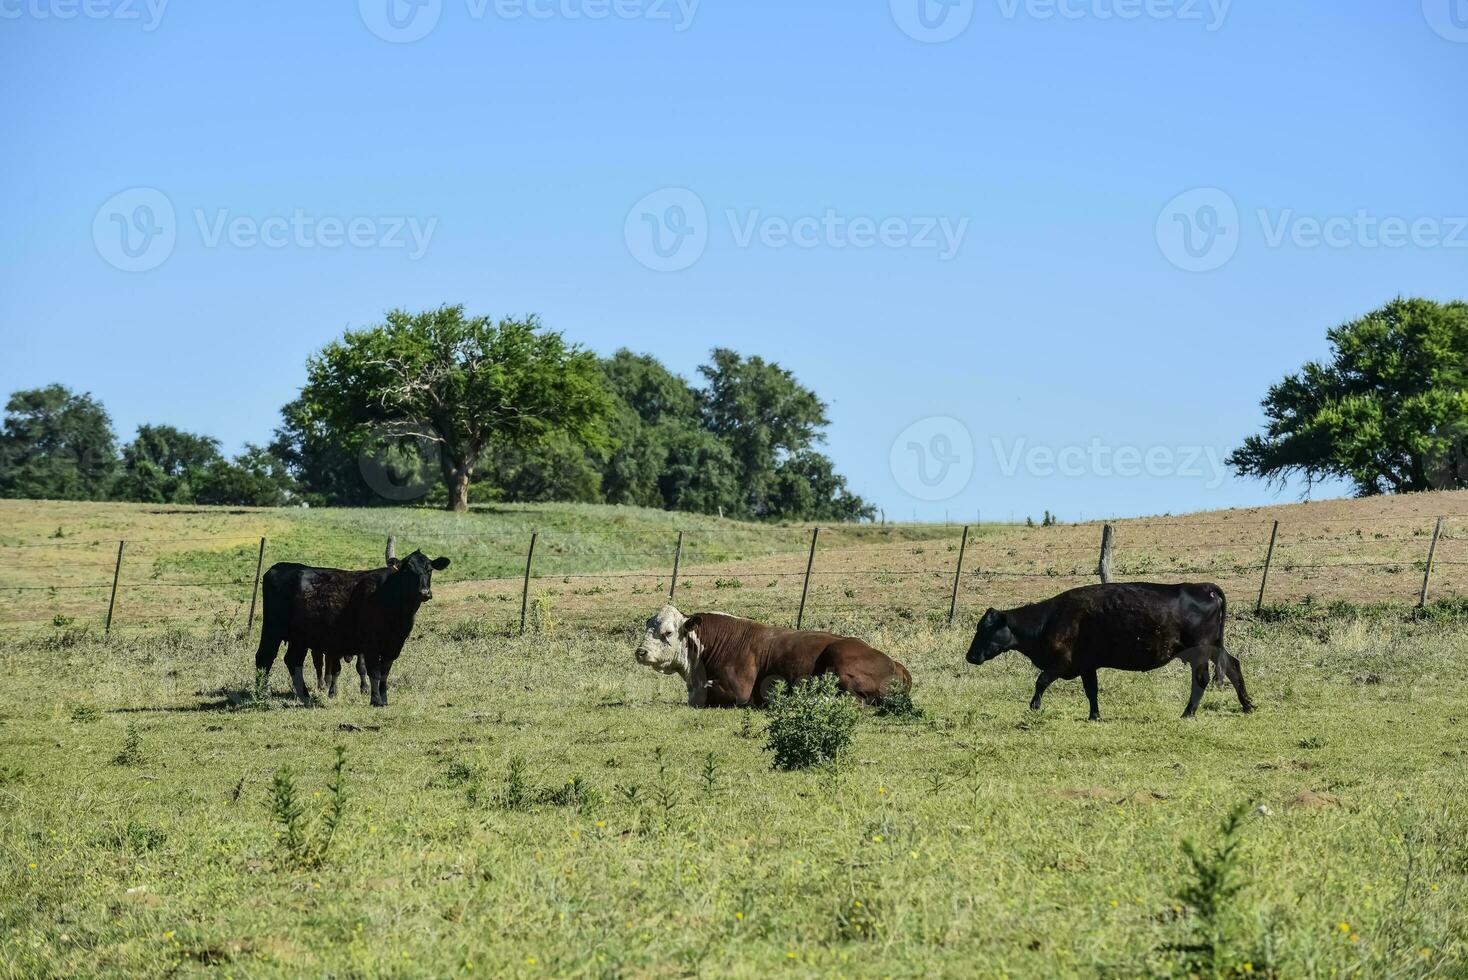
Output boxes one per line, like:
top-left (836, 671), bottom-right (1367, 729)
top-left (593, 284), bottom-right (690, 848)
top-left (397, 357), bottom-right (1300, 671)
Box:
top-left (964, 582), bottom-right (1252, 720)
top-left (253, 550), bottom-right (450, 707)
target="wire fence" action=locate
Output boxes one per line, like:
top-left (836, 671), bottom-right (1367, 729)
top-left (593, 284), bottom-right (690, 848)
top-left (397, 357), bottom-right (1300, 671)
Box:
top-left (2, 512), bottom-right (1465, 636)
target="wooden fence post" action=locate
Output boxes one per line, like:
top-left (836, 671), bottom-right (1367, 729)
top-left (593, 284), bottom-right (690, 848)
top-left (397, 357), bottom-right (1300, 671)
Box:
top-left (1255, 520), bottom-right (1279, 613)
top-left (1419, 517), bottom-right (1444, 608)
top-left (1097, 524), bottom-right (1114, 584)
top-left (948, 525), bottom-right (970, 625)
top-left (796, 527), bottom-right (820, 629)
top-left (668, 531), bottom-right (683, 601)
top-left (386, 535), bottom-right (396, 563)
top-left (246, 536), bottom-right (266, 631)
top-left (519, 532), bottom-right (538, 635)
top-left (105, 540), bottom-right (125, 635)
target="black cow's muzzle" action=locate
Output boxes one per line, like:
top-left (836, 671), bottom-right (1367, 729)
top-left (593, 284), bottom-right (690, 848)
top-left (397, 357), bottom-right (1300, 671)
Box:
top-left (420, 591), bottom-right (433, 602)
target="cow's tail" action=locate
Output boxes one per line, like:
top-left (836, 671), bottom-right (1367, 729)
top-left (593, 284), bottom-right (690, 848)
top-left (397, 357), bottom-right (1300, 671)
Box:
top-left (1210, 587), bottom-right (1230, 683)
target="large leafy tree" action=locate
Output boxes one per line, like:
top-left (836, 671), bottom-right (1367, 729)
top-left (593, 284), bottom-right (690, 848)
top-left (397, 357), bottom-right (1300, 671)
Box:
top-left (115, 424), bottom-right (222, 503)
top-left (1229, 298), bottom-right (1468, 496)
top-left (0, 384), bottom-right (117, 500)
top-left (299, 306), bottom-right (611, 512)
top-left (698, 349), bottom-right (841, 518)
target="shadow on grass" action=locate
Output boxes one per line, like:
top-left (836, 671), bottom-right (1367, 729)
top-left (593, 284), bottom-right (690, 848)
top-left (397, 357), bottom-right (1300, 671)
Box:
top-left (110, 686), bottom-right (301, 714)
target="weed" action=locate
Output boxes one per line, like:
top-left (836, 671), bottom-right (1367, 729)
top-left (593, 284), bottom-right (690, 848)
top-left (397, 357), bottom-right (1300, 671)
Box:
top-left (529, 593), bottom-right (557, 634)
top-left (1167, 803), bottom-right (1253, 977)
top-left (111, 723), bottom-right (144, 766)
top-left (764, 675), bottom-right (859, 771)
top-left (69, 703), bottom-right (100, 724)
top-left (699, 752), bottom-right (721, 797)
top-left (502, 756), bottom-right (530, 810)
top-left (268, 746), bottom-right (349, 868)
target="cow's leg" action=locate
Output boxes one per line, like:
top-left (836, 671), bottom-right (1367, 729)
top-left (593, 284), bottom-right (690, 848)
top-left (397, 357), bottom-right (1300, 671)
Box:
top-left (253, 633), bottom-right (281, 699)
top-left (1182, 658), bottom-right (1210, 719)
top-left (1217, 646), bottom-right (1254, 713)
top-left (325, 655), bottom-right (340, 699)
top-left (368, 654), bottom-right (394, 708)
top-left (312, 651), bottom-right (326, 691)
top-left (1029, 671), bottom-right (1057, 711)
top-left (356, 656), bottom-right (370, 695)
top-left (284, 642), bottom-right (312, 707)
top-left (1082, 670), bottom-right (1101, 721)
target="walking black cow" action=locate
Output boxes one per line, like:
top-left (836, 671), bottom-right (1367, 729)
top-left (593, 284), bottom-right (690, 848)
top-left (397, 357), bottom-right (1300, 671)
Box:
top-left (253, 550), bottom-right (449, 707)
top-left (964, 582), bottom-right (1252, 720)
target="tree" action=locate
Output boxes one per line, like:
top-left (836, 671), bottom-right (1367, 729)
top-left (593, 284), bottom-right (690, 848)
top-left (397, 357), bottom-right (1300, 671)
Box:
top-left (1228, 298), bottom-right (1468, 496)
top-left (767, 451), bottom-right (875, 522)
top-left (192, 444), bottom-right (296, 507)
top-left (0, 385), bottom-right (117, 500)
top-left (270, 397), bottom-right (378, 507)
top-left (298, 306), bottom-right (611, 512)
top-left (115, 424), bottom-right (222, 503)
top-left (698, 349), bottom-right (867, 519)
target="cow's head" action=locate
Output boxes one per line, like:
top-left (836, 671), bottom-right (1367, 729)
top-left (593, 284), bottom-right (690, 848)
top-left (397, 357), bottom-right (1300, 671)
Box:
top-left (965, 607), bottom-right (1017, 665)
top-left (387, 549), bottom-right (451, 602)
top-left (634, 604), bottom-right (700, 676)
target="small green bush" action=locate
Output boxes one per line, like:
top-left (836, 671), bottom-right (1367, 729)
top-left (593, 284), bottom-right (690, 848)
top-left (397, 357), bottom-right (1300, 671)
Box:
top-left (764, 674), bottom-right (859, 771)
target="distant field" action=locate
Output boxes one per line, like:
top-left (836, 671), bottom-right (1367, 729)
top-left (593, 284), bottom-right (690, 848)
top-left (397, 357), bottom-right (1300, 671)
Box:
top-left (3, 492), bottom-right (1468, 634)
top-left (1, 609), bottom-right (1464, 976)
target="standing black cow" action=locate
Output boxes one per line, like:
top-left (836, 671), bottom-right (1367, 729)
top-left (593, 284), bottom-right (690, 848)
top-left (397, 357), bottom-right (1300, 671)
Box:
top-left (964, 582), bottom-right (1252, 720)
top-left (254, 550), bottom-right (450, 707)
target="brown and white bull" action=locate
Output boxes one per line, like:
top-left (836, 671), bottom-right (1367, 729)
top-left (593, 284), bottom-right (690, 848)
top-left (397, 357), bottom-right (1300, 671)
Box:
top-left (632, 605), bottom-right (912, 707)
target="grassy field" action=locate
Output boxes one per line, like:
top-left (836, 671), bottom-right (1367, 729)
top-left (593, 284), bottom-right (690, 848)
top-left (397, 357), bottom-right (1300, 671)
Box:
top-left (1, 608), bottom-right (1466, 977)
top-left (2, 496), bottom-right (1468, 977)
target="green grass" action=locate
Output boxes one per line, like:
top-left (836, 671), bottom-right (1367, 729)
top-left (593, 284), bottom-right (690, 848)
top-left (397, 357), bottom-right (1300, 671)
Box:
top-left (2, 612), bottom-right (1465, 977)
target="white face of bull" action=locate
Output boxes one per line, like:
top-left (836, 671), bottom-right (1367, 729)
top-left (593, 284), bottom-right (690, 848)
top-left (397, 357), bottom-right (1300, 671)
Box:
top-left (634, 605), bottom-right (696, 676)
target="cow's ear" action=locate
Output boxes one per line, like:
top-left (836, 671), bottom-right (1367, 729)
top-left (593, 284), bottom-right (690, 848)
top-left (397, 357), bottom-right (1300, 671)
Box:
top-left (431, 556), bottom-right (450, 570)
top-left (679, 614), bottom-right (702, 640)
top-left (386, 557), bottom-right (402, 571)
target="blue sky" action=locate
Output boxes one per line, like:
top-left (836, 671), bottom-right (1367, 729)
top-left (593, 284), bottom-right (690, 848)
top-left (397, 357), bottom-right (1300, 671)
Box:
top-left (2, 0), bottom-right (1465, 521)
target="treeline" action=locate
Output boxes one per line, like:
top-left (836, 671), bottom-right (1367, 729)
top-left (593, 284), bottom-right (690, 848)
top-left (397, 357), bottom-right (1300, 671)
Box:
top-left (0, 307), bottom-right (873, 521)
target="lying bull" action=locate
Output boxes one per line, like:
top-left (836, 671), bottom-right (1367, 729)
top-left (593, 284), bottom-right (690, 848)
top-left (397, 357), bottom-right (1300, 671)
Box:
top-left (964, 582), bottom-right (1252, 720)
top-left (254, 550), bottom-right (450, 707)
top-left (633, 605), bottom-right (911, 707)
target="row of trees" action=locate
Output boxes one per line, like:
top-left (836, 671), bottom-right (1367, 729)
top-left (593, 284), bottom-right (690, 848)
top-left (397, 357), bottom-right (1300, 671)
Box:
top-left (0, 307), bottom-right (874, 519)
top-left (7, 297), bottom-right (1464, 513)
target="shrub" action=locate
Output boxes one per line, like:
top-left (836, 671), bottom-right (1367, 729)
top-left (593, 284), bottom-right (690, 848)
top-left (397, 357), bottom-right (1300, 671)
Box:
top-left (764, 675), bottom-right (859, 771)
top-left (874, 683), bottom-right (922, 721)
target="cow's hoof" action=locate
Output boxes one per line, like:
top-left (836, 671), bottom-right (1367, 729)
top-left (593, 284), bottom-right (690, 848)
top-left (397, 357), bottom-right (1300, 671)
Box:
top-left (1088, 714), bottom-right (1101, 722)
